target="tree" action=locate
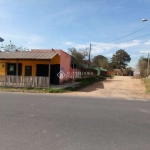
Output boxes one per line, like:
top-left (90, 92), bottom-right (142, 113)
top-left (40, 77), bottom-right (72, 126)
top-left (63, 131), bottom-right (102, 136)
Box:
top-left (1, 40), bottom-right (29, 52)
top-left (68, 47), bottom-right (88, 68)
top-left (98, 58), bottom-right (109, 69)
top-left (92, 55), bottom-right (107, 67)
top-left (123, 67), bottom-right (133, 76)
top-left (111, 49), bottom-right (131, 69)
top-left (137, 56), bottom-right (148, 77)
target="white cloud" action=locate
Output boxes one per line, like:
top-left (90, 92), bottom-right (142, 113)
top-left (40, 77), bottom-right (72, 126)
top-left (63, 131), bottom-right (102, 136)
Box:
top-left (64, 42), bottom-right (73, 45)
top-left (144, 40), bottom-right (150, 45)
top-left (1, 33), bottom-right (44, 49)
top-left (69, 40), bottom-right (141, 55)
top-left (139, 50), bottom-right (150, 54)
top-left (131, 54), bottom-right (139, 58)
top-left (105, 53), bottom-right (114, 57)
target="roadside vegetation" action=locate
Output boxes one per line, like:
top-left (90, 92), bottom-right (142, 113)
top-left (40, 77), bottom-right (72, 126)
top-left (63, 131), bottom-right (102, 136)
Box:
top-left (136, 56), bottom-right (150, 94)
top-left (143, 78), bottom-right (150, 94)
top-left (137, 56), bottom-right (148, 77)
top-left (0, 75), bottom-right (108, 93)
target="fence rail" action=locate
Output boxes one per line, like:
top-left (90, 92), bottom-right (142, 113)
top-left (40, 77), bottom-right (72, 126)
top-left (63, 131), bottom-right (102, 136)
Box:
top-left (0, 75), bottom-right (49, 88)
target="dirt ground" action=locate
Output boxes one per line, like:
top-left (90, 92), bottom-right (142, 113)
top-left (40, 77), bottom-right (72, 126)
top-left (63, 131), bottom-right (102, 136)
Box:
top-left (66, 76), bottom-right (150, 99)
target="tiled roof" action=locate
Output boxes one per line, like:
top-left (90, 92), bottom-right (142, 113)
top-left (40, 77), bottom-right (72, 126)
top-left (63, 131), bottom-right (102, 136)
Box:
top-left (0, 51), bottom-right (58, 59)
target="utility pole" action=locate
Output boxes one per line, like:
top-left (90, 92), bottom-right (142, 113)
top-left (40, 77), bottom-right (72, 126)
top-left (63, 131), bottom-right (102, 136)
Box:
top-left (89, 43), bottom-right (91, 61)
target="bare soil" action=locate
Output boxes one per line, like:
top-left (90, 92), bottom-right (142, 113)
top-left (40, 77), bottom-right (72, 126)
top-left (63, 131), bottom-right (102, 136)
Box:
top-left (66, 76), bottom-right (150, 99)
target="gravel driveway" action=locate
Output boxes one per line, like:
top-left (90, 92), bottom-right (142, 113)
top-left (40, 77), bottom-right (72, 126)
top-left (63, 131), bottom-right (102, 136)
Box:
top-left (66, 76), bottom-right (149, 99)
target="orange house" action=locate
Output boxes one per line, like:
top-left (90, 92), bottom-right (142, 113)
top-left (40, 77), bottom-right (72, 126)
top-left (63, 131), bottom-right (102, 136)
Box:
top-left (0, 49), bottom-right (76, 86)
top-left (31, 49), bottom-right (76, 84)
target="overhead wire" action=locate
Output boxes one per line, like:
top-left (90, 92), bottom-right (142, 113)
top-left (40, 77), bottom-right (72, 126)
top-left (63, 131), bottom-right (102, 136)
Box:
top-left (115, 33), bottom-right (150, 44)
top-left (107, 23), bottom-right (150, 43)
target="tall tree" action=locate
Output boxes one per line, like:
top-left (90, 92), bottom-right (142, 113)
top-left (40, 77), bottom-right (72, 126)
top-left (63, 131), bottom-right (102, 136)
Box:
top-left (1, 40), bottom-right (29, 52)
top-left (98, 58), bottom-right (109, 69)
top-left (111, 49), bottom-right (131, 69)
top-left (68, 47), bottom-right (88, 68)
top-left (92, 55), bottom-right (107, 67)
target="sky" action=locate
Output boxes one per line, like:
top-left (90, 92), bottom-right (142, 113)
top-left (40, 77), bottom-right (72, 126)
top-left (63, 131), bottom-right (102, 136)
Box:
top-left (0, 0), bottom-right (150, 68)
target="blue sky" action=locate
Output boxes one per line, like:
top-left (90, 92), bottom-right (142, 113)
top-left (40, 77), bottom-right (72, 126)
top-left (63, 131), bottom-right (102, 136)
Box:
top-left (1, 0), bottom-right (150, 68)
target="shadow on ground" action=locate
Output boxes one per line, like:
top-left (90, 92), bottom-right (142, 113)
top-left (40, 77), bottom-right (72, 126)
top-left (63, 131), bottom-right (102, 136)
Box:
top-left (75, 77), bottom-right (135, 92)
top-left (79, 82), bottom-right (105, 92)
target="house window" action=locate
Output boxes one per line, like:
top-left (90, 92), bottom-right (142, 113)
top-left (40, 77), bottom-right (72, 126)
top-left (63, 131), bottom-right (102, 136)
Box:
top-left (25, 66), bottom-right (32, 76)
top-left (10, 65), bottom-right (14, 71)
top-left (7, 63), bottom-right (22, 75)
top-left (2, 64), bottom-right (5, 68)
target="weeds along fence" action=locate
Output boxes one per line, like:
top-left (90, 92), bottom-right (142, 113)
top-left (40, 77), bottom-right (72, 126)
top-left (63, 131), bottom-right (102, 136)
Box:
top-left (0, 75), bottom-right (49, 88)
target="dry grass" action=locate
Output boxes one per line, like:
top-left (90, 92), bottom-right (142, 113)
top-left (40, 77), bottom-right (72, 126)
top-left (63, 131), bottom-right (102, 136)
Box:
top-left (143, 78), bottom-right (150, 94)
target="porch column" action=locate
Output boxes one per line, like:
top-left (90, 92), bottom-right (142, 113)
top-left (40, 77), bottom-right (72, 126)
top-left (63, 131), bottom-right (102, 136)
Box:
top-left (5, 63), bottom-right (7, 86)
top-left (16, 59), bottom-right (18, 85)
top-left (16, 59), bottom-right (18, 76)
top-left (48, 59), bottom-right (51, 87)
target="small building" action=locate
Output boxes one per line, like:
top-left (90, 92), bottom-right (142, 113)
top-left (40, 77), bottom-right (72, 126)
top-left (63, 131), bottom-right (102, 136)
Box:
top-left (133, 68), bottom-right (140, 76)
top-left (0, 49), bottom-right (76, 87)
top-left (100, 67), bottom-right (107, 76)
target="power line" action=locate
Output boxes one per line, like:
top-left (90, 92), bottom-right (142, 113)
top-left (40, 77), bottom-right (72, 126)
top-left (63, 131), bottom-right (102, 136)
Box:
top-left (107, 23), bottom-right (150, 43)
top-left (91, 33), bottom-right (150, 47)
top-left (115, 33), bottom-right (150, 44)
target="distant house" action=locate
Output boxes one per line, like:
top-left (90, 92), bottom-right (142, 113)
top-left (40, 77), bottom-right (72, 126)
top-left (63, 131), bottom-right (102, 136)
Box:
top-left (100, 67), bottom-right (107, 76)
top-left (133, 68), bottom-right (140, 76)
top-left (81, 60), bottom-right (98, 75)
top-left (107, 69), bottom-right (123, 76)
top-left (0, 49), bottom-right (76, 87)
top-left (82, 60), bottom-right (107, 76)
top-left (114, 69), bottom-right (123, 76)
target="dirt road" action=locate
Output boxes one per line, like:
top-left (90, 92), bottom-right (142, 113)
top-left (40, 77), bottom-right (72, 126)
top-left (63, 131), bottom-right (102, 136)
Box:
top-left (67, 76), bottom-right (149, 99)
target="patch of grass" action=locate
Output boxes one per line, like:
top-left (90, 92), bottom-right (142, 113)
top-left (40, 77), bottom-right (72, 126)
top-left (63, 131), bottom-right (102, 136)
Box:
top-left (0, 86), bottom-right (42, 93)
top-left (106, 74), bottom-right (114, 79)
top-left (143, 78), bottom-right (150, 94)
top-left (45, 87), bottom-right (70, 93)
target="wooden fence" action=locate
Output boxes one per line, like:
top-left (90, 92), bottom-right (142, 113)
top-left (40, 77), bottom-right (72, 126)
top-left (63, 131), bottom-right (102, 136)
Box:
top-left (0, 75), bottom-right (49, 88)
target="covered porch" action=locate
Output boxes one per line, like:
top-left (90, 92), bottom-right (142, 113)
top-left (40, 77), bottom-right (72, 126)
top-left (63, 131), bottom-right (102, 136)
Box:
top-left (0, 75), bottom-right (49, 88)
top-left (0, 51), bottom-right (61, 87)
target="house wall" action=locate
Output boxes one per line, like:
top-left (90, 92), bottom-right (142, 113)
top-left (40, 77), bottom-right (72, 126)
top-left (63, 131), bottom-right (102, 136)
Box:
top-left (107, 70), bottom-right (115, 75)
top-left (0, 62), bottom-right (6, 75)
top-left (0, 55), bottom-right (60, 76)
top-left (57, 50), bottom-right (74, 83)
top-left (31, 49), bottom-right (76, 84)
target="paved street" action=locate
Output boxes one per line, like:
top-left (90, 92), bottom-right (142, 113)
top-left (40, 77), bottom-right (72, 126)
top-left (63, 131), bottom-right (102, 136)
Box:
top-left (0, 92), bottom-right (150, 150)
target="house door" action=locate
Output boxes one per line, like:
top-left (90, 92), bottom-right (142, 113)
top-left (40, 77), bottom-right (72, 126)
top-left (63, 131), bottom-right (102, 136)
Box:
top-left (50, 64), bottom-right (60, 85)
top-left (25, 66), bottom-right (32, 76)
top-left (36, 64), bottom-right (49, 77)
